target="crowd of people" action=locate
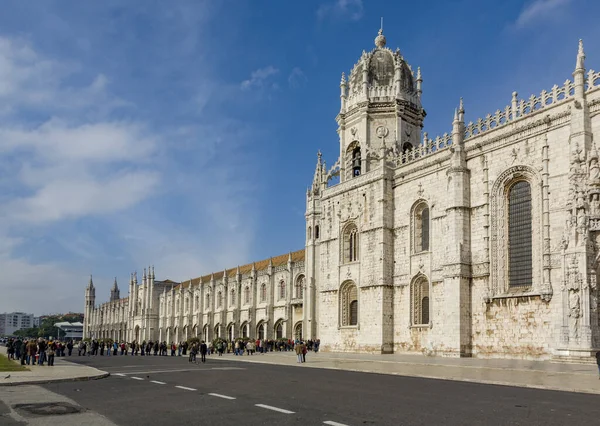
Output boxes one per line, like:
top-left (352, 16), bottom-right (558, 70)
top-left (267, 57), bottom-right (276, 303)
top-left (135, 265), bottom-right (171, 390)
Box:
top-left (5, 337), bottom-right (74, 366)
top-left (4, 337), bottom-right (321, 366)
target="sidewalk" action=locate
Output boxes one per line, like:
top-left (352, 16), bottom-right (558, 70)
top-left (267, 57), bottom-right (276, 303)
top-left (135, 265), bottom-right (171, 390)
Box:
top-left (214, 350), bottom-right (600, 395)
top-left (0, 346), bottom-right (109, 386)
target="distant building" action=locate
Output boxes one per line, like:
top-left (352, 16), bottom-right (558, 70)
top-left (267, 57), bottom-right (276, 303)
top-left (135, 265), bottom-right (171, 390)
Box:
top-left (54, 322), bottom-right (83, 341)
top-left (33, 317), bottom-right (40, 327)
top-left (0, 312), bottom-right (35, 336)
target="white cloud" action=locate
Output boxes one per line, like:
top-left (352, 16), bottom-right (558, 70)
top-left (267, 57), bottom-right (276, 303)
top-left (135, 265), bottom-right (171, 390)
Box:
top-left (514, 0), bottom-right (571, 28)
top-left (288, 67), bottom-right (307, 89)
top-left (317, 0), bottom-right (364, 22)
top-left (0, 8), bottom-right (265, 316)
top-left (240, 66), bottom-right (279, 90)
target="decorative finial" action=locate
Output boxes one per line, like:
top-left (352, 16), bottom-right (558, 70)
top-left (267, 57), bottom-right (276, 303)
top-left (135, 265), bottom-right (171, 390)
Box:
top-left (317, 150), bottom-right (322, 161)
top-left (459, 97), bottom-right (464, 113)
top-left (576, 38), bottom-right (585, 70)
top-left (341, 72), bottom-right (346, 85)
top-left (375, 19), bottom-right (386, 48)
top-left (417, 67), bottom-right (422, 80)
top-left (453, 108), bottom-right (459, 122)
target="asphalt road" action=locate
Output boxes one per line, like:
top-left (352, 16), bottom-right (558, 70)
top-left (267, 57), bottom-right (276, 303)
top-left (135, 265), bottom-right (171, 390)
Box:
top-left (43, 353), bottom-right (600, 426)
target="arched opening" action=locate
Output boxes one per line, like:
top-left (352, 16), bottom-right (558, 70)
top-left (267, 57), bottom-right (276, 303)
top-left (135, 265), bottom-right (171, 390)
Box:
top-left (274, 320), bottom-right (283, 339)
top-left (227, 323), bottom-right (234, 341)
top-left (342, 223), bottom-right (359, 263)
top-left (294, 322), bottom-right (303, 340)
top-left (257, 322), bottom-right (265, 340)
top-left (241, 322), bottom-right (249, 339)
top-left (295, 275), bottom-right (305, 299)
top-left (134, 325), bottom-right (140, 342)
top-left (351, 146), bottom-right (361, 177)
top-left (203, 324), bottom-right (208, 342)
top-left (260, 283), bottom-right (267, 303)
top-left (508, 180), bottom-right (533, 288)
top-left (315, 225), bottom-right (320, 239)
top-left (411, 275), bottom-right (430, 326)
top-left (279, 280), bottom-right (286, 300)
top-left (414, 202), bottom-right (430, 253)
top-left (214, 324), bottom-right (220, 339)
top-left (340, 281), bottom-right (358, 326)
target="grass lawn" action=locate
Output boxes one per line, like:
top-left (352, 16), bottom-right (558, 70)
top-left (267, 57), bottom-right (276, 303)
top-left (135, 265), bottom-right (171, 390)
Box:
top-left (0, 353), bottom-right (28, 372)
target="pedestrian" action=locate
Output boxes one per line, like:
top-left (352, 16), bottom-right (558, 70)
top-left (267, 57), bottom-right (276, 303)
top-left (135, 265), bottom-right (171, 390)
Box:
top-left (596, 351), bottom-right (600, 379)
top-left (200, 341), bottom-right (207, 363)
top-left (295, 341), bottom-right (303, 363)
top-left (47, 341), bottom-right (55, 366)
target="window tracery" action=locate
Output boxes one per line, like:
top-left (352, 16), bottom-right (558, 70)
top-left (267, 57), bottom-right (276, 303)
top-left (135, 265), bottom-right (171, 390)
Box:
top-left (342, 223), bottom-right (359, 263)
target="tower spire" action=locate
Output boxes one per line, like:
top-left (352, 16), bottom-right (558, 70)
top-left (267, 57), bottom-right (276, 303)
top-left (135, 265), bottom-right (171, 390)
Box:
top-left (575, 38), bottom-right (585, 71)
top-left (375, 19), bottom-right (386, 48)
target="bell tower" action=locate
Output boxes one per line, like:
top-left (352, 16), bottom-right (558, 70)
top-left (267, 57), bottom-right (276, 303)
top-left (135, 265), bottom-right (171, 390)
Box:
top-left (337, 27), bottom-right (426, 182)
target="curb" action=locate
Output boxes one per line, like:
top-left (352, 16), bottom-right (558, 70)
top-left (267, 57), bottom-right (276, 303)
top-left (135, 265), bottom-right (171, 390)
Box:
top-left (213, 356), bottom-right (600, 396)
top-left (0, 372), bottom-right (110, 387)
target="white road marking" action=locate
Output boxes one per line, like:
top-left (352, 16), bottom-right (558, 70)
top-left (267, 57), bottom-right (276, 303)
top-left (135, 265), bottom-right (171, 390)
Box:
top-left (110, 369), bottom-right (200, 375)
top-left (175, 386), bottom-right (196, 391)
top-left (150, 380), bottom-right (166, 385)
top-left (210, 367), bottom-right (245, 371)
top-left (208, 393), bottom-right (236, 400)
top-left (255, 404), bottom-right (295, 414)
top-left (324, 421), bottom-right (349, 426)
top-left (113, 373), bottom-right (126, 377)
top-left (131, 377), bottom-right (144, 381)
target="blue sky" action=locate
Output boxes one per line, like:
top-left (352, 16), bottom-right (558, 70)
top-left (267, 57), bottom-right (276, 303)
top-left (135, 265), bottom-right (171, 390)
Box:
top-left (0, 0), bottom-right (598, 315)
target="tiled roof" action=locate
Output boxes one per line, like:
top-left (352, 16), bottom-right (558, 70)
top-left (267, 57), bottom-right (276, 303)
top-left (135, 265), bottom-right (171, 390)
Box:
top-left (170, 249), bottom-right (305, 291)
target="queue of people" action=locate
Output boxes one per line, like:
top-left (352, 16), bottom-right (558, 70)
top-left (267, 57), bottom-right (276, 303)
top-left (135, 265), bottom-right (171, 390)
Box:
top-left (5, 337), bottom-right (73, 366)
top-left (5, 336), bottom-right (321, 366)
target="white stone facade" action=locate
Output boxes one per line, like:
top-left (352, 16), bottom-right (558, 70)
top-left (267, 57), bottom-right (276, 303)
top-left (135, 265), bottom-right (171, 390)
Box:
top-left (85, 31), bottom-right (600, 360)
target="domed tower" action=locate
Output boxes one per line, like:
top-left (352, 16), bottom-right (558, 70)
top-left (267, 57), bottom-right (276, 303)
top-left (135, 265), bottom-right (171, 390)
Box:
top-left (338, 27), bottom-right (425, 182)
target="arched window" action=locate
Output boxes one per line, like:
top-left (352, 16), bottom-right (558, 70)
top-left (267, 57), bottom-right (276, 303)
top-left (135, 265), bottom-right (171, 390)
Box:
top-left (296, 276), bottom-right (305, 299)
top-left (508, 181), bottom-right (533, 288)
top-left (205, 293), bottom-right (211, 309)
top-left (414, 202), bottom-right (430, 253)
top-left (260, 283), bottom-right (267, 303)
top-left (214, 324), bottom-right (220, 339)
top-left (195, 296), bottom-right (199, 311)
top-left (279, 281), bottom-right (286, 300)
top-left (258, 323), bottom-right (265, 340)
top-left (342, 223), bottom-right (359, 263)
top-left (315, 225), bottom-right (320, 239)
top-left (340, 281), bottom-right (358, 327)
top-left (184, 297), bottom-right (188, 313)
top-left (275, 321), bottom-right (283, 339)
top-left (352, 146), bottom-right (361, 177)
top-left (217, 291), bottom-right (222, 308)
top-left (411, 276), bottom-right (430, 326)
top-left (244, 286), bottom-right (250, 304)
top-left (230, 289), bottom-right (236, 306)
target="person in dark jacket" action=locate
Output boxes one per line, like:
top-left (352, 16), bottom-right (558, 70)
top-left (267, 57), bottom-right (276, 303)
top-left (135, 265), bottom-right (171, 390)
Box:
top-left (199, 341), bottom-right (208, 363)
